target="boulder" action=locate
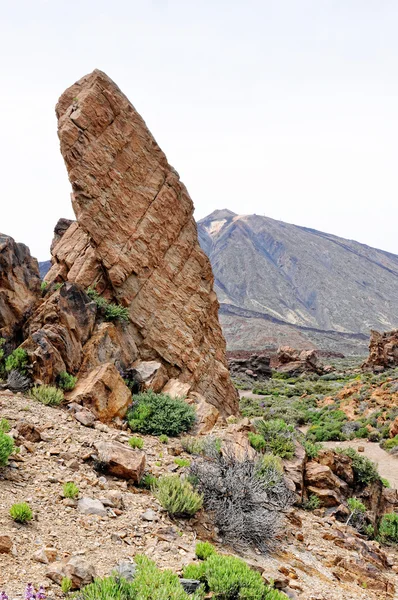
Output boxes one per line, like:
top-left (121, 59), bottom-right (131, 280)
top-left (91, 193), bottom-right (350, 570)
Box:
top-left (0, 233), bottom-right (40, 340)
top-left (16, 421), bottom-right (42, 443)
top-left (79, 321), bottom-right (138, 375)
top-left (283, 442), bottom-right (306, 497)
top-left (94, 440), bottom-right (145, 481)
top-left (46, 555), bottom-right (96, 589)
top-left (188, 391), bottom-right (220, 434)
top-left (363, 329), bottom-right (398, 370)
top-left (316, 449), bottom-right (354, 486)
top-left (21, 282), bottom-right (97, 382)
top-left (276, 347), bottom-right (324, 375)
top-left (50, 217), bottom-right (74, 253)
top-left (68, 363), bottom-right (131, 422)
top-left (306, 486), bottom-right (343, 507)
top-left (228, 354), bottom-right (272, 379)
top-left (48, 69), bottom-right (238, 417)
top-left (132, 360), bottom-right (168, 392)
top-left (304, 461), bottom-right (349, 497)
top-left (162, 379), bottom-right (191, 399)
top-left (74, 407), bottom-right (96, 427)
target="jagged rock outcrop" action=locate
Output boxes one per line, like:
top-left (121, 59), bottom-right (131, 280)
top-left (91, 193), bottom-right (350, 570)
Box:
top-left (0, 234), bottom-right (40, 341)
top-left (363, 329), bottom-right (398, 370)
top-left (276, 346), bottom-right (325, 375)
top-left (43, 69), bottom-right (237, 416)
top-left (228, 353), bottom-right (272, 380)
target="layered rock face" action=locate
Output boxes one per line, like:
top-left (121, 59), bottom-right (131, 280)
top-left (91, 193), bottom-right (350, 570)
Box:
top-left (0, 234), bottom-right (40, 341)
top-left (44, 69), bottom-right (237, 416)
top-left (363, 329), bottom-right (398, 370)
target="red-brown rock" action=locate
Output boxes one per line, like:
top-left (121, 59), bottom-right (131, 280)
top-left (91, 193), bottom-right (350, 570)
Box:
top-left (46, 69), bottom-right (237, 416)
top-left (0, 233), bottom-right (40, 340)
top-left (363, 329), bottom-right (398, 370)
top-left (94, 440), bottom-right (145, 481)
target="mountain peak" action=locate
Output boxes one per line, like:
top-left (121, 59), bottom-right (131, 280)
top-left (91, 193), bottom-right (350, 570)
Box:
top-left (199, 209), bottom-right (237, 223)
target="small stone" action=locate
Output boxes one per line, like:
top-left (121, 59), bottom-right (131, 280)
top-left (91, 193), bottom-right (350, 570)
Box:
top-left (74, 408), bottom-right (96, 427)
top-left (357, 446), bottom-right (365, 453)
top-left (112, 562), bottom-right (137, 582)
top-left (0, 535), bottom-right (13, 554)
top-left (141, 508), bottom-right (159, 522)
top-left (77, 497), bottom-right (107, 517)
top-left (180, 579), bottom-right (202, 594)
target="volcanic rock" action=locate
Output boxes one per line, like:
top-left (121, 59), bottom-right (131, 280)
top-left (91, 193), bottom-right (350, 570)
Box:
top-left (94, 439), bottom-right (145, 481)
top-left (363, 329), bottom-right (398, 370)
top-left (68, 362), bottom-right (131, 422)
top-left (46, 555), bottom-right (96, 589)
top-left (45, 69), bottom-right (237, 416)
top-left (0, 233), bottom-right (40, 341)
top-left (276, 347), bottom-right (324, 375)
top-left (228, 353), bottom-right (272, 379)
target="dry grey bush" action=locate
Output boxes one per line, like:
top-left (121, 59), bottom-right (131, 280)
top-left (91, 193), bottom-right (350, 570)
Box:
top-left (189, 449), bottom-right (295, 552)
top-left (0, 370), bottom-right (31, 393)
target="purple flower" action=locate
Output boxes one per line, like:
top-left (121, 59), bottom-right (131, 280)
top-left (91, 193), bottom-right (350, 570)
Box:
top-left (1, 592), bottom-right (9, 600)
top-left (36, 587), bottom-right (45, 600)
top-left (25, 584), bottom-right (35, 600)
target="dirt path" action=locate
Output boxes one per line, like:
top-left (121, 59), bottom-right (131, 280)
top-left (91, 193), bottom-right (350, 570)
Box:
top-left (324, 439), bottom-right (398, 490)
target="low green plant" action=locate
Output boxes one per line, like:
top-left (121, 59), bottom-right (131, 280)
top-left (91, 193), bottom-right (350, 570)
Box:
top-left (155, 475), bottom-right (203, 517)
top-left (40, 281), bottom-right (49, 295)
top-left (159, 434), bottom-right (169, 444)
top-left (30, 385), bottom-right (64, 406)
top-left (365, 523), bottom-right (375, 539)
top-left (381, 478), bottom-right (391, 488)
top-left (0, 430), bottom-right (15, 467)
top-left (255, 453), bottom-right (283, 485)
top-left (195, 541), bottom-right (216, 560)
top-left (174, 458), bottom-right (190, 468)
top-left (9, 502), bottom-right (33, 523)
top-left (87, 287), bottom-right (129, 322)
top-left (139, 473), bottom-right (157, 489)
top-left (183, 551), bottom-right (286, 599)
top-left (378, 513), bottom-right (398, 544)
top-left (63, 481), bottom-right (79, 499)
top-left (0, 418), bottom-right (10, 433)
top-left (335, 447), bottom-right (379, 485)
top-left (57, 371), bottom-right (77, 391)
top-left (127, 390), bottom-right (196, 437)
top-left (303, 440), bottom-right (322, 459)
top-left (302, 494), bottom-right (321, 511)
top-left (181, 436), bottom-right (222, 456)
top-left (54, 282), bottom-right (64, 291)
top-left (61, 576), bottom-right (73, 593)
top-left (383, 436), bottom-right (398, 451)
top-left (5, 348), bottom-right (28, 374)
top-left (128, 436), bottom-right (144, 449)
top-left (247, 432), bottom-right (266, 453)
top-left (250, 418), bottom-right (295, 459)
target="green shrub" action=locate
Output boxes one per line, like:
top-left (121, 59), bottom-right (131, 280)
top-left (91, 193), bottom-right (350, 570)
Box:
top-left (87, 287), bottom-right (129, 322)
top-left (355, 427), bottom-right (369, 439)
top-left (9, 502), bottom-right (33, 523)
top-left (383, 436), bottom-right (398, 451)
top-left (174, 458), bottom-right (190, 468)
top-left (5, 348), bottom-right (28, 374)
top-left (128, 436), bottom-right (144, 449)
top-left (0, 418), bottom-right (10, 433)
top-left (63, 481), bottom-right (79, 499)
top-left (30, 385), bottom-right (64, 406)
top-left (303, 440), bottom-right (322, 459)
top-left (127, 391), bottom-right (195, 437)
top-left (306, 407), bottom-right (347, 442)
top-left (139, 473), bottom-right (157, 489)
top-left (159, 434), bottom-right (169, 444)
top-left (155, 475), bottom-right (202, 517)
top-left (0, 430), bottom-right (15, 467)
top-left (255, 453), bottom-right (283, 485)
top-left (195, 541), bottom-right (216, 560)
top-left (61, 577), bottom-right (73, 593)
top-left (247, 432), bottom-right (266, 453)
top-left (347, 497), bottom-right (366, 514)
top-left (303, 494), bottom-right (321, 511)
top-left (181, 435), bottom-right (222, 456)
top-left (365, 523), bottom-right (375, 539)
top-left (381, 478), bottom-right (391, 488)
top-left (379, 513), bottom-right (398, 544)
top-left (183, 552), bottom-right (286, 599)
top-left (251, 418), bottom-right (295, 459)
top-left (335, 447), bottom-right (379, 485)
top-left (40, 281), bottom-right (49, 295)
top-left (57, 371), bottom-right (77, 391)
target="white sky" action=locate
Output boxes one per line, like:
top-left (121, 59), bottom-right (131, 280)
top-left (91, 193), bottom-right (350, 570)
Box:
top-left (1, 0), bottom-right (398, 260)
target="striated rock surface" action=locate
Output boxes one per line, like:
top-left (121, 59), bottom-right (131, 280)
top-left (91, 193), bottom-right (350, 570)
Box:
top-left (276, 346), bottom-right (325, 375)
top-left (363, 329), bottom-right (398, 370)
top-left (45, 69), bottom-right (237, 416)
top-left (0, 234), bottom-right (40, 341)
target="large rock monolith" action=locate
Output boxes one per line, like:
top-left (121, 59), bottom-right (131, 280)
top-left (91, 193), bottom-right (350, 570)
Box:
top-left (45, 70), bottom-right (238, 415)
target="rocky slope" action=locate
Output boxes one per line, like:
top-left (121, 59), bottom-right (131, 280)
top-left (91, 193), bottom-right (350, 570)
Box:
top-left (198, 210), bottom-right (398, 355)
top-left (1, 391), bottom-right (397, 599)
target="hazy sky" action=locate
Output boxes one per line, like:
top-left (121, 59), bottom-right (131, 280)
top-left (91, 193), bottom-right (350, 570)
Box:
top-left (1, 1), bottom-right (398, 260)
